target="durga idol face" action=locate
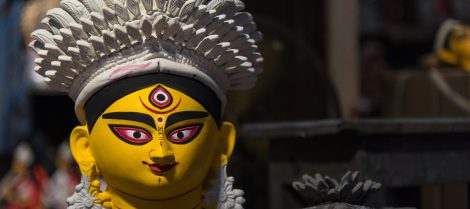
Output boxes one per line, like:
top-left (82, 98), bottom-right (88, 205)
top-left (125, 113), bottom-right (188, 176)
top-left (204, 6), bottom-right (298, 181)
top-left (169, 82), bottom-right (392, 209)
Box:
top-left (69, 75), bottom-right (236, 208)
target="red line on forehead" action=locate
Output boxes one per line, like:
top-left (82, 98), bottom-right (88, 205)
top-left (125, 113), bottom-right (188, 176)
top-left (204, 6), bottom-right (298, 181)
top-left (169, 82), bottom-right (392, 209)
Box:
top-left (139, 96), bottom-right (181, 114)
top-left (108, 62), bottom-right (152, 78)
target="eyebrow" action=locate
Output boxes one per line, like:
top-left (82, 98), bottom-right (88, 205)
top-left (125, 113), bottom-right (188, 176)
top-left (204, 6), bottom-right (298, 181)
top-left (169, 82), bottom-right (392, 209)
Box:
top-left (102, 112), bottom-right (156, 129)
top-left (166, 111), bottom-right (209, 127)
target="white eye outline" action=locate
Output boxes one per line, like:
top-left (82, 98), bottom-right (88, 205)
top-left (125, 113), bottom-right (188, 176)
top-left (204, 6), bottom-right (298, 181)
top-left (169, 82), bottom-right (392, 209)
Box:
top-left (154, 90), bottom-right (169, 104)
top-left (109, 125), bottom-right (153, 145)
top-left (167, 124), bottom-right (203, 144)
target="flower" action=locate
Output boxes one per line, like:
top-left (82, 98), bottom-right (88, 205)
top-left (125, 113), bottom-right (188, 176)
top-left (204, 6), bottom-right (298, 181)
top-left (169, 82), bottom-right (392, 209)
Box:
top-left (66, 176), bottom-right (103, 209)
top-left (218, 176), bottom-right (245, 209)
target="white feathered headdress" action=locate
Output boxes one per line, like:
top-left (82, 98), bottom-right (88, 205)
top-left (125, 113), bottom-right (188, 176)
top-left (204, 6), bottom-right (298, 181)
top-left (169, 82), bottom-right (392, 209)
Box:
top-left (30, 0), bottom-right (263, 123)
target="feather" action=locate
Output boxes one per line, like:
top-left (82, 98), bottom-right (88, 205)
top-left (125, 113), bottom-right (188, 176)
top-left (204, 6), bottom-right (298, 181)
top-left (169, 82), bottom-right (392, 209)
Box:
top-left (31, 29), bottom-right (55, 45)
top-left (141, 17), bottom-right (153, 38)
top-left (206, 14), bottom-right (225, 34)
top-left (194, 0), bottom-right (206, 7)
top-left (221, 25), bottom-right (242, 42)
top-left (60, 0), bottom-right (90, 22)
top-left (59, 28), bottom-right (77, 46)
top-left (250, 31), bottom-right (262, 42)
top-left (247, 52), bottom-right (263, 64)
top-left (229, 33), bottom-right (248, 49)
top-left (233, 0), bottom-right (245, 10)
top-left (224, 55), bottom-right (246, 68)
top-left (46, 8), bottom-right (76, 29)
top-left (196, 34), bottom-right (218, 54)
top-left (166, 0), bottom-right (184, 16)
top-left (76, 40), bottom-right (97, 60)
top-left (51, 62), bottom-right (79, 77)
top-left (52, 35), bottom-right (68, 51)
top-left (58, 55), bottom-right (81, 70)
top-left (102, 30), bottom-right (119, 51)
top-left (102, 0), bottom-right (114, 8)
top-left (67, 46), bottom-right (89, 66)
top-left (238, 44), bottom-right (257, 55)
top-left (46, 17), bottom-right (62, 35)
top-left (114, 2), bottom-right (130, 21)
top-left (44, 43), bottom-right (65, 57)
top-left (103, 6), bottom-right (119, 25)
top-left (206, 0), bottom-right (225, 11)
top-left (91, 12), bottom-right (109, 31)
top-left (29, 41), bottom-right (43, 55)
top-left (187, 28), bottom-right (206, 49)
top-left (175, 23), bottom-right (194, 43)
top-left (233, 12), bottom-right (252, 26)
top-left (44, 77), bottom-right (69, 92)
top-left (34, 58), bottom-right (50, 69)
top-left (210, 19), bottom-right (233, 41)
top-left (127, 0), bottom-right (141, 18)
top-left (205, 42), bottom-right (229, 59)
top-left (217, 2), bottom-right (240, 18)
top-left (242, 21), bottom-right (256, 35)
top-left (69, 23), bottom-right (89, 40)
top-left (231, 76), bottom-right (256, 90)
top-left (162, 17), bottom-right (180, 40)
top-left (178, 0), bottom-right (196, 20)
top-left (45, 71), bottom-right (73, 86)
top-left (194, 9), bottom-right (217, 29)
top-left (228, 66), bottom-right (254, 80)
top-left (214, 49), bottom-right (236, 65)
top-left (39, 18), bottom-right (56, 34)
top-left (114, 24), bottom-right (132, 46)
top-left (141, 0), bottom-right (153, 13)
top-left (80, 18), bottom-right (99, 36)
top-left (34, 66), bottom-right (47, 77)
top-left (125, 22), bottom-right (143, 43)
top-left (153, 15), bottom-right (168, 36)
top-left (156, 0), bottom-right (168, 11)
top-left (186, 5), bottom-right (206, 24)
top-left (81, 0), bottom-right (105, 12)
top-left (89, 36), bottom-right (110, 54)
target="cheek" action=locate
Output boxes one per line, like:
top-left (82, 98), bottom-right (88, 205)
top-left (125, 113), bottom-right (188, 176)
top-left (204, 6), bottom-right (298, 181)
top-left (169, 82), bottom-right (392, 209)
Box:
top-left (172, 128), bottom-right (219, 170)
top-left (88, 125), bottom-right (149, 177)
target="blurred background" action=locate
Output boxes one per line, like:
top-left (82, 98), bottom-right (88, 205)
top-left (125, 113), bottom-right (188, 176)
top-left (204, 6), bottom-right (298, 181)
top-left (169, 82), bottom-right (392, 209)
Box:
top-left (2, 0), bottom-right (470, 208)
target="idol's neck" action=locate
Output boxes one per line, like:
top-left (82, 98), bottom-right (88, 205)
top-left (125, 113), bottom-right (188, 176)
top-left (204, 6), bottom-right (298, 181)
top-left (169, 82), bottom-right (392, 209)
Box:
top-left (109, 184), bottom-right (204, 209)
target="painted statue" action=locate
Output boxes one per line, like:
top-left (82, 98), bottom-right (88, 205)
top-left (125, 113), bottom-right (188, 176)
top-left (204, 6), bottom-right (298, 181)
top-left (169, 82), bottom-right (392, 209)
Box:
top-left (29, 0), bottom-right (263, 208)
top-left (435, 19), bottom-right (470, 71)
top-left (44, 142), bottom-right (80, 209)
top-left (0, 143), bottom-right (47, 209)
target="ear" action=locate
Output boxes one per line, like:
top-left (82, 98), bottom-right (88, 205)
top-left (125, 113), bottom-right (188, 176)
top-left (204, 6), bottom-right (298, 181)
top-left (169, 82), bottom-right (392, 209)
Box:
top-left (218, 121), bottom-right (236, 165)
top-left (70, 125), bottom-right (98, 177)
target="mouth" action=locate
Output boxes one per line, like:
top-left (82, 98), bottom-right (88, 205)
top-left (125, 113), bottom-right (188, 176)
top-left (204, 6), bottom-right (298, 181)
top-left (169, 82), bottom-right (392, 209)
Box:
top-left (142, 161), bottom-right (178, 174)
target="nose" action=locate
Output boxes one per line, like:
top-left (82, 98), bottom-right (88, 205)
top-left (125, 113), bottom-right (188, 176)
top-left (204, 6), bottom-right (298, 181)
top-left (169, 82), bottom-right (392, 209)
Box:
top-left (149, 140), bottom-right (175, 164)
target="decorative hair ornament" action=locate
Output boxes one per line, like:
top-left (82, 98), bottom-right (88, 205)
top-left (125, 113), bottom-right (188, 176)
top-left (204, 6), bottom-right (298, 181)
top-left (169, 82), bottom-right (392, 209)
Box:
top-left (205, 164), bottom-right (245, 209)
top-left (30, 0), bottom-right (263, 123)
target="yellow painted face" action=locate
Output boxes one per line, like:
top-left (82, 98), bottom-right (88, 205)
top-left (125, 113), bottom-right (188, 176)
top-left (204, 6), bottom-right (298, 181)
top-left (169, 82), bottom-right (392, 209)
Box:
top-left (87, 84), bottom-right (221, 200)
top-left (450, 26), bottom-right (470, 57)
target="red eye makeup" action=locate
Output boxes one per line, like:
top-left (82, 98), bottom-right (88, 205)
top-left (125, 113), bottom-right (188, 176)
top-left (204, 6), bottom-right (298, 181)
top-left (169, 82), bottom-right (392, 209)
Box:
top-left (167, 124), bottom-right (203, 144)
top-left (109, 125), bottom-right (153, 145)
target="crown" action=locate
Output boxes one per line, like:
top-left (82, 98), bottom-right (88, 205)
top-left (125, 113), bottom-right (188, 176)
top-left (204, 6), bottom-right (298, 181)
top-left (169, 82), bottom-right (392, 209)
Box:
top-left (30, 0), bottom-right (263, 123)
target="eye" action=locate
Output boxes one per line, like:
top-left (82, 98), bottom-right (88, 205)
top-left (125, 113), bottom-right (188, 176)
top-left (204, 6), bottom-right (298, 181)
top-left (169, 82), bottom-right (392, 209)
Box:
top-left (150, 85), bottom-right (173, 108)
top-left (109, 125), bottom-right (152, 145)
top-left (167, 124), bottom-right (203, 144)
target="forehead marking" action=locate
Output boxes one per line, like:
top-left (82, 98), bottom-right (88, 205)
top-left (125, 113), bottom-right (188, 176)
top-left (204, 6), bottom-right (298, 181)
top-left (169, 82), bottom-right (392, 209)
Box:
top-left (139, 96), bottom-right (181, 114)
top-left (149, 85), bottom-right (173, 109)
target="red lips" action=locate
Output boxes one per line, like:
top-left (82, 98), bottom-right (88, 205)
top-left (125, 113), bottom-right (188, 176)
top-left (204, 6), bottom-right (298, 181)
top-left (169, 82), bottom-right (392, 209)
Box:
top-left (143, 161), bottom-right (178, 174)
